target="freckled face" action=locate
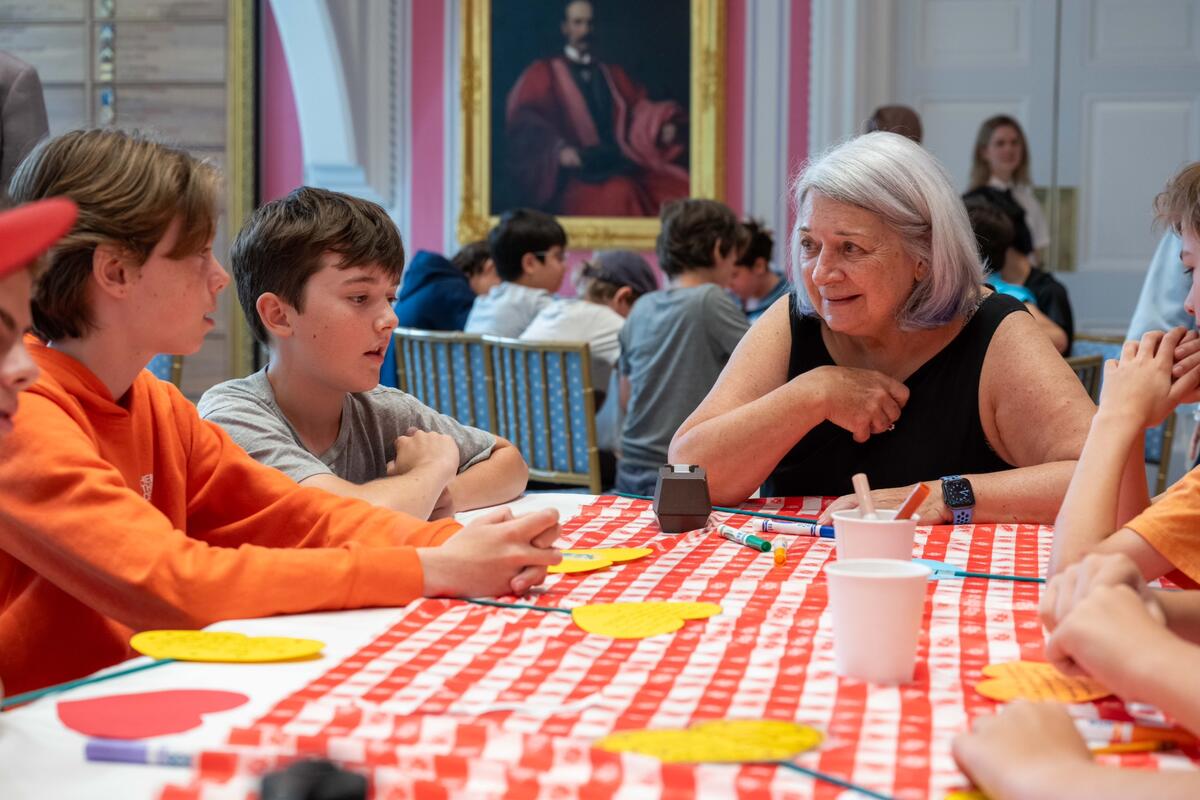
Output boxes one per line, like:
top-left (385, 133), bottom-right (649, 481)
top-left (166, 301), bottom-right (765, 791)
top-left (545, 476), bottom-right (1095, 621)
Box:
top-left (287, 256), bottom-right (400, 393)
top-left (796, 192), bottom-right (924, 338)
top-left (128, 217), bottom-right (229, 356)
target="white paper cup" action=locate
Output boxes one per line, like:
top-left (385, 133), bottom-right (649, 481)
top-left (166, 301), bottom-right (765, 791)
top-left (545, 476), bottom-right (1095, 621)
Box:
top-left (832, 509), bottom-right (916, 561)
top-left (825, 559), bottom-right (931, 684)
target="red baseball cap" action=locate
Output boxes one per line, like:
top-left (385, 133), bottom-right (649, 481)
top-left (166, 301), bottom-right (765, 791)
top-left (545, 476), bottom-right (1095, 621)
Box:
top-left (0, 197), bottom-right (78, 280)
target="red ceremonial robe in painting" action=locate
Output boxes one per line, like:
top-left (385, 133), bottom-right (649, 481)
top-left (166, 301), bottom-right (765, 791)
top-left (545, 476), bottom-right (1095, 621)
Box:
top-left (505, 56), bottom-right (689, 216)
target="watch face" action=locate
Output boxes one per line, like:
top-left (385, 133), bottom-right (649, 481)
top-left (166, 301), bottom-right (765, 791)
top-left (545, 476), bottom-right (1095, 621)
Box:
top-left (943, 480), bottom-right (974, 508)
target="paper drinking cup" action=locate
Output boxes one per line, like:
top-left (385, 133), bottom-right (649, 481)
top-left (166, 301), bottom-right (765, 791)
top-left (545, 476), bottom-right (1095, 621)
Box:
top-left (832, 509), bottom-right (916, 561)
top-left (825, 558), bottom-right (931, 684)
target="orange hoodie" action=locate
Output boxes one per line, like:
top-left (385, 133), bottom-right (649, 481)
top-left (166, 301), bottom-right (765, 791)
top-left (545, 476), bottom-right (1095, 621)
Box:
top-left (0, 341), bottom-right (460, 695)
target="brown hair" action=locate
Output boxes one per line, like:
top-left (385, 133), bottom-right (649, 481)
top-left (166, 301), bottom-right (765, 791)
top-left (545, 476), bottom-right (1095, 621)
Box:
top-left (451, 240), bottom-right (491, 277)
top-left (8, 129), bottom-right (219, 341)
top-left (656, 199), bottom-right (742, 277)
top-left (864, 105), bottom-right (922, 144)
top-left (1154, 162), bottom-right (1200, 238)
top-left (231, 186), bottom-right (405, 345)
top-left (968, 115), bottom-right (1030, 190)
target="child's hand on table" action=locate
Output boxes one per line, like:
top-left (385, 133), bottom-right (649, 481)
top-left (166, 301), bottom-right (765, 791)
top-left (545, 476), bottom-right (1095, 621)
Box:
top-left (419, 507), bottom-right (562, 598)
top-left (953, 702), bottom-right (1091, 800)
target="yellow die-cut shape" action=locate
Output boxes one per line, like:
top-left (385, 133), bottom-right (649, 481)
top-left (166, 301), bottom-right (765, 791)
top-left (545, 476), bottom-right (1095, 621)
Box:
top-left (974, 660), bottom-right (1110, 703)
top-left (596, 719), bottom-right (822, 763)
top-left (131, 630), bottom-right (324, 663)
top-left (571, 601), bottom-right (721, 638)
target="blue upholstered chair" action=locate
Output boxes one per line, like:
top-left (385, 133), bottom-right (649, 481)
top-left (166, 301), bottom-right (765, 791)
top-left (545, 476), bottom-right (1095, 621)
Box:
top-left (145, 354), bottom-right (183, 386)
top-left (1071, 334), bottom-right (1177, 494)
top-left (485, 336), bottom-right (602, 494)
top-left (392, 328), bottom-right (494, 430)
top-left (1064, 354), bottom-right (1103, 404)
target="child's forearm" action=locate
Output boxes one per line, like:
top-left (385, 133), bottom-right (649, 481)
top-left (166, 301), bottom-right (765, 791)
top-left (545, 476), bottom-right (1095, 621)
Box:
top-left (1051, 411), bottom-right (1148, 574)
top-left (447, 443), bottom-right (529, 512)
top-left (1157, 591), bottom-right (1200, 649)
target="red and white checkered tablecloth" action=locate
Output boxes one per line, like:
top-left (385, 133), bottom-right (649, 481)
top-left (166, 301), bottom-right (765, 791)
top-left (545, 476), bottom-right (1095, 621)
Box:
top-left (156, 497), bottom-right (1198, 800)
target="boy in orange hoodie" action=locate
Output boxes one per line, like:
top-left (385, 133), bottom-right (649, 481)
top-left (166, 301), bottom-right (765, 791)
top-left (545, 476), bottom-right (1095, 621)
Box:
top-left (0, 129), bottom-right (561, 696)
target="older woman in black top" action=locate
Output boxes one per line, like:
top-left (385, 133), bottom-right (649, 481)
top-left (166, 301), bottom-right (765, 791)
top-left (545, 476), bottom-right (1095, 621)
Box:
top-left (670, 132), bottom-right (1094, 524)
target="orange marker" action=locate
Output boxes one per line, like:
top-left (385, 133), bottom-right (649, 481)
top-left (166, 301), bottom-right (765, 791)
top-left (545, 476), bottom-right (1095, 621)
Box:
top-left (896, 483), bottom-right (931, 520)
top-left (1091, 740), bottom-right (1174, 755)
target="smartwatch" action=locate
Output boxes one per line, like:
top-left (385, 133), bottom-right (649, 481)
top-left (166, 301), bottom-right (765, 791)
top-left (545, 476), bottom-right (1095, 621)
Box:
top-left (940, 475), bottom-right (975, 525)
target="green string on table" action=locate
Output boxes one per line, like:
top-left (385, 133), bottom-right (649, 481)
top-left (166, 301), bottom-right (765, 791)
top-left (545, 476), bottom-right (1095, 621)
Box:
top-left (776, 761), bottom-right (896, 800)
top-left (463, 598), bottom-right (573, 615)
top-left (0, 658), bottom-right (175, 711)
top-left (956, 570), bottom-right (1045, 584)
top-left (612, 492), bottom-right (821, 525)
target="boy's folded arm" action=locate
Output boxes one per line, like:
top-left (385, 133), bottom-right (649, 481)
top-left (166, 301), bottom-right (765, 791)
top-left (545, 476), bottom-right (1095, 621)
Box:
top-left (447, 437), bottom-right (529, 511)
top-left (187, 412), bottom-right (459, 549)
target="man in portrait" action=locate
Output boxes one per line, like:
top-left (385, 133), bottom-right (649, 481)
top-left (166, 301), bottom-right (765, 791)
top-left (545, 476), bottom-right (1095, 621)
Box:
top-left (504, 0), bottom-right (689, 217)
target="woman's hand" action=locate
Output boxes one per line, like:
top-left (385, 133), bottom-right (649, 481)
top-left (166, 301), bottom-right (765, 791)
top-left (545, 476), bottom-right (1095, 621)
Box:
top-left (809, 365), bottom-right (909, 443)
top-left (818, 481), bottom-right (944, 525)
top-left (953, 702), bottom-right (1092, 800)
top-left (1098, 329), bottom-right (1193, 429)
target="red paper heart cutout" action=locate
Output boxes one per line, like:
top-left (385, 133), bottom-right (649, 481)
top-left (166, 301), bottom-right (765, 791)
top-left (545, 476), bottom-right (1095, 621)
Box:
top-left (57, 689), bottom-right (248, 739)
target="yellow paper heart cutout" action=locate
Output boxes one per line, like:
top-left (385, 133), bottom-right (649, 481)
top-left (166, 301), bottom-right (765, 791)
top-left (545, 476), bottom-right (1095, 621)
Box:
top-left (131, 630), bottom-right (325, 663)
top-left (566, 547), bottom-right (653, 563)
top-left (596, 719), bottom-right (822, 763)
top-left (572, 601), bottom-right (721, 638)
top-left (549, 553), bottom-right (612, 574)
top-left (944, 792), bottom-right (989, 800)
top-left (974, 660), bottom-right (1110, 703)
top-left (549, 547), bottom-right (654, 575)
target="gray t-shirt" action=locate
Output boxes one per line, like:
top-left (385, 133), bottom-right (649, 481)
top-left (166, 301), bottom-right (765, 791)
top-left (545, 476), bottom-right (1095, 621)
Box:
top-left (198, 369), bottom-right (496, 484)
top-left (618, 284), bottom-right (749, 468)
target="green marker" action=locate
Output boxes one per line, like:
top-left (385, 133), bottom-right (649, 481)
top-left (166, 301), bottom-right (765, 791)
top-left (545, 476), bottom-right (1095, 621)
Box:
top-left (716, 523), bottom-right (771, 553)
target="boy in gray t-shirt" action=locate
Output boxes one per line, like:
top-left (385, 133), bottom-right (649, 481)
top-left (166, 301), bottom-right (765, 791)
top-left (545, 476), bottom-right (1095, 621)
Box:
top-left (615, 200), bottom-right (749, 495)
top-left (201, 188), bottom-right (529, 520)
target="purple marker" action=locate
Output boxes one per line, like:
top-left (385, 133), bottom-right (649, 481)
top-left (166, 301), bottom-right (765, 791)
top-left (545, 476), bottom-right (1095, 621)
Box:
top-left (85, 739), bottom-right (193, 767)
top-left (757, 518), bottom-right (836, 539)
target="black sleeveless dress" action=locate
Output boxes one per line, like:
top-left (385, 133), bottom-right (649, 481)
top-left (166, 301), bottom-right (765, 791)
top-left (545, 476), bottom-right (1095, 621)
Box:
top-left (761, 292), bottom-right (1024, 497)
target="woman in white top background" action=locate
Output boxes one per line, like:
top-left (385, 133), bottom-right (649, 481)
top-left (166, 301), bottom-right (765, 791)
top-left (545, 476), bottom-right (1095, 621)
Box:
top-left (969, 115), bottom-right (1050, 266)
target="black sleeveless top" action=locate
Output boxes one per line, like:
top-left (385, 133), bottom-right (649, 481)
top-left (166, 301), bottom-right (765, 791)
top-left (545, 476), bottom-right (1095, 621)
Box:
top-left (761, 292), bottom-right (1023, 497)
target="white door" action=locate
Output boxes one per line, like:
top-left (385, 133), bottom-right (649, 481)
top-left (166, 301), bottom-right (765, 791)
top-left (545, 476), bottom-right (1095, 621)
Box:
top-left (889, 0), bottom-right (1200, 274)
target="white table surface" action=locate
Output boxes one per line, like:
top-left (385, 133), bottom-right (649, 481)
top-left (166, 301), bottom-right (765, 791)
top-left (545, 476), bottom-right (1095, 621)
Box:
top-left (0, 493), bottom-right (594, 800)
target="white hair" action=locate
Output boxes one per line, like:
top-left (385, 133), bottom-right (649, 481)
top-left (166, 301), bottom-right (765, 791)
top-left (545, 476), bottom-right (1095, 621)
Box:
top-left (790, 131), bottom-right (983, 329)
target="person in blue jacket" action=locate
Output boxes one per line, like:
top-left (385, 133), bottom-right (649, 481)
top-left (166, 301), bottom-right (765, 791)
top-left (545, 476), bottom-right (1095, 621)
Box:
top-left (381, 242), bottom-right (499, 386)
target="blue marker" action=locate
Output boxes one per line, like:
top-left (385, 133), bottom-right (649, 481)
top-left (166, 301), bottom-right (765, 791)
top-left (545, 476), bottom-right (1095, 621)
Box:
top-left (85, 739), bottom-right (193, 767)
top-left (757, 518), bottom-right (836, 539)
top-left (716, 523), bottom-right (772, 552)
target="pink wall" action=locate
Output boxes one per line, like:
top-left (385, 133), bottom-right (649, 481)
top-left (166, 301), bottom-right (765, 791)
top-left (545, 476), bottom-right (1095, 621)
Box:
top-left (259, 1), bottom-right (303, 204)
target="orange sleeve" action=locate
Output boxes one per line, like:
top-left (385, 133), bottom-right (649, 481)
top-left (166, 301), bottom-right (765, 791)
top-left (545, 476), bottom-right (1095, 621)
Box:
top-left (1125, 469), bottom-right (1200, 584)
top-left (0, 391), bottom-right (455, 633)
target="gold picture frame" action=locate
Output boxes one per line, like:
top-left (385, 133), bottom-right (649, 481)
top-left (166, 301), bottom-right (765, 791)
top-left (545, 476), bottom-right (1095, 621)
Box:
top-left (458, 0), bottom-right (726, 250)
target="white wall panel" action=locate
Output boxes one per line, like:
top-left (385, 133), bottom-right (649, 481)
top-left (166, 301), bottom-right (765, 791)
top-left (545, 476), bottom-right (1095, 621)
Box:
top-left (744, 0), bottom-right (791, 245)
top-left (1080, 97), bottom-right (1199, 270)
top-left (1089, 0), bottom-right (1199, 65)
top-left (920, 0), bottom-right (1029, 67)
